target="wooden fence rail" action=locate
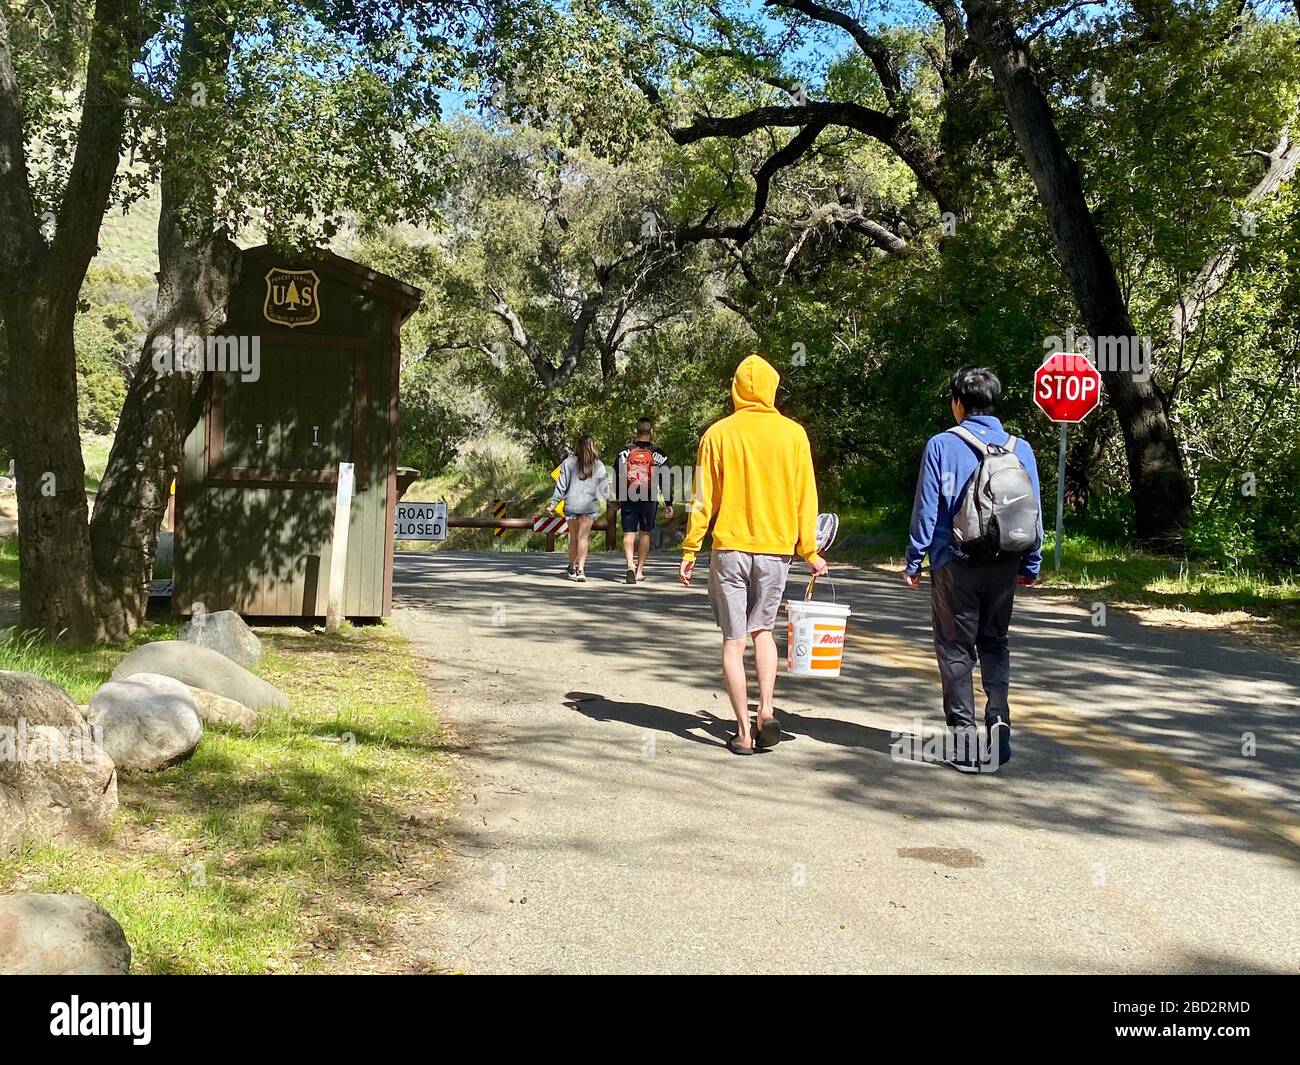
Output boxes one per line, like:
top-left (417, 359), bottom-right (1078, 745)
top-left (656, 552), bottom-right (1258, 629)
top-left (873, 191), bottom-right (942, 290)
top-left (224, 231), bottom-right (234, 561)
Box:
top-left (448, 501), bottom-right (620, 551)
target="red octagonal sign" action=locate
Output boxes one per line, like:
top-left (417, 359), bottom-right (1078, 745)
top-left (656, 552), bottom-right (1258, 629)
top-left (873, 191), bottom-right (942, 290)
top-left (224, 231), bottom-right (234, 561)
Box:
top-left (1034, 352), bottom-right (1102, 423)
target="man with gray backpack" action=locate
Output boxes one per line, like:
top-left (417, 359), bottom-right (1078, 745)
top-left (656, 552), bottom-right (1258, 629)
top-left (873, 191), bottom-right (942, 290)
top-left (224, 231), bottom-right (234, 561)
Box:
top-left (903, 367), bottom-right (1043, 773)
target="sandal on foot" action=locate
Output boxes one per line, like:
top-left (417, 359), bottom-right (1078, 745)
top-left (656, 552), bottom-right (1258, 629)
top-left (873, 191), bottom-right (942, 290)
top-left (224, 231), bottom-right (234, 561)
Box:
top-left (726, 734), bottom-right (754, 756)
top-left (754, 715), bottom-right (781, 749)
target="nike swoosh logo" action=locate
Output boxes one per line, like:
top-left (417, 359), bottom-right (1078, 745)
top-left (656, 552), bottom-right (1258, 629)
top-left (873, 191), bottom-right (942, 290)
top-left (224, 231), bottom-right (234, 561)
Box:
top-left (1002, 493), bottom-right (1029, 505)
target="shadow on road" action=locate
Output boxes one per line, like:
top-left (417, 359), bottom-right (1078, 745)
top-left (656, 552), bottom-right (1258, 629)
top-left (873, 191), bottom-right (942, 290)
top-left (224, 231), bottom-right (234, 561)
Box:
top-left (395, 551), bottom-right (1300, 862)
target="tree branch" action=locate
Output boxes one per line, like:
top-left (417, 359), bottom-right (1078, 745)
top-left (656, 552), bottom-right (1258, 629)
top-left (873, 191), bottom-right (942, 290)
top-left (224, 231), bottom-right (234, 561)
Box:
top-left (764, 0), bottom-right (903, 109)
top-left (43, 0), bottom-right (153, 313)
top-left (675, 121), bottom-right (828, 245)
top-left (1168, 129), bottom-right (1300, 345)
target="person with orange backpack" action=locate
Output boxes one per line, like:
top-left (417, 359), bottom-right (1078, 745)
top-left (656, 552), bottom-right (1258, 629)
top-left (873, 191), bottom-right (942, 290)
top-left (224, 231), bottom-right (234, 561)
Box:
top-left (616, 418), bottom-right (673, 585)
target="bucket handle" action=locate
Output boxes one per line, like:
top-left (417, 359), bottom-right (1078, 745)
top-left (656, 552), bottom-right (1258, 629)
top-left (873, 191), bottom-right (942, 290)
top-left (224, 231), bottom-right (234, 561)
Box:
top-left (803, 573), bottom-right (836, 603)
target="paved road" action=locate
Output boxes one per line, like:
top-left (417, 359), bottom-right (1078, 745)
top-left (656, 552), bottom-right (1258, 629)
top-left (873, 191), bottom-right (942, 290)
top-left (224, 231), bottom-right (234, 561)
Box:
top-left (393, 551), bottom-right (1300, 974)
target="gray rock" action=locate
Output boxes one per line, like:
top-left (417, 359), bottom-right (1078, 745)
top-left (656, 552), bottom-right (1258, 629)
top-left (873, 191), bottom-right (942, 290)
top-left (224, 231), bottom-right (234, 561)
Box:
top-left (179, 609), bottom-right (261, 667)
top-left (0, 671), bottom-right (117, 853)
top-left (112, 640), bottom-right (287, 710)
top-left (0, 893), bottom-right (131, 974)
top-left (186, 686), bottom-right (259, 733)
top-left (87, 674), bottom-right (202, 771)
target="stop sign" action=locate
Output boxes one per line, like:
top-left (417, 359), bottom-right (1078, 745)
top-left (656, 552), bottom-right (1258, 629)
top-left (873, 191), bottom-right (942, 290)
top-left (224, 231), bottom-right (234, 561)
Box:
top-left (1034, 352), bottom-right (1102, 423)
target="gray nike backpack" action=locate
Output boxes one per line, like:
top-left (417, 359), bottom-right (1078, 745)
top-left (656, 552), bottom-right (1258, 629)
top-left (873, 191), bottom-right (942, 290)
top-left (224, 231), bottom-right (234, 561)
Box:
top-left (947, 426), bottom-right (1040, 564)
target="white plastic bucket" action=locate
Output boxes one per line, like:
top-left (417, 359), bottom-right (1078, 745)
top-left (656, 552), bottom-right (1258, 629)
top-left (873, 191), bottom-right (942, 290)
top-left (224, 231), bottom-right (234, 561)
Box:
top-left (785, 594), bottom-right (851, 677)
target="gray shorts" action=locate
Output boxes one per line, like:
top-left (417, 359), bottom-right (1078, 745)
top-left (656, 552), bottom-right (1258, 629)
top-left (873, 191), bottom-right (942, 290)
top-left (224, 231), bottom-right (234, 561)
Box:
top-left (708, 551), bottom-right (793, 639)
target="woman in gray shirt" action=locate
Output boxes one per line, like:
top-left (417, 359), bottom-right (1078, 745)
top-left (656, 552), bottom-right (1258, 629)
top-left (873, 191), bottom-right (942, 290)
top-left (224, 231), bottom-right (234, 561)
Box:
top-left (547, 435), bottom-right (610, 582)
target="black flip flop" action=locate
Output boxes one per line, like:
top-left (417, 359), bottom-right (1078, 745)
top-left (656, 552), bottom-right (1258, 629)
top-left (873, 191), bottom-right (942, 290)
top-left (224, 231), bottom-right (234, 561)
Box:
top-left (726, 734), bottom-right (755, 756)
top-left (754, 715), bottom-right (781, 750)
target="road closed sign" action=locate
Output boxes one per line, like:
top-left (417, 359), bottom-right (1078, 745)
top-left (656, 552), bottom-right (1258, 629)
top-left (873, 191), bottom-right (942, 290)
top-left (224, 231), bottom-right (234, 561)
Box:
top-left (1034, 352), bottom-right (1102, 423)
top-left (394, 501), bottom-right (448, 541)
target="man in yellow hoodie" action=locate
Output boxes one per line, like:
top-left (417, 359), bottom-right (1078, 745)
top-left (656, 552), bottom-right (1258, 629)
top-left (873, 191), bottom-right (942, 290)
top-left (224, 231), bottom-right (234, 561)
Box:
top-left (680, 353), bottom-right (828, 755)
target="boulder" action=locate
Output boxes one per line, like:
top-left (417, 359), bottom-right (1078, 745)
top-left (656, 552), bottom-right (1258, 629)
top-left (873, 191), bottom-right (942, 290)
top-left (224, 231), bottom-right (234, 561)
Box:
top-left (186, 686), bottom-right (259, 733)
top-left (0, 499), bottom-right (15, 541)
top-left (0, 671), bottom-right (117, 853)
top-left (0, 893), bottom-right (131, 975)
top-left (87, 674), bottom-right (202, 771)
top-left (179, 609), bottom-right (261, 667)
top-left (112, 640), bottom-right (287, 710)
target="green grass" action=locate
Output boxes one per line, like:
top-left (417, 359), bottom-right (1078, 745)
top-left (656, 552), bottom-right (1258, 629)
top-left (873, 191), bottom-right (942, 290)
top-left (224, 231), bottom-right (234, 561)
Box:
top-left (81, 433), bottom-right (114, 492)
top-left (94, 187), bottom-right (161, 277)
top-left (1037, 533), bottom-right (1300, 631)
top-left (0, 622), bottom-right (180, 702)
top-left (0, 623), bottom-right (454, 973)
top-left (0, 539), bottom-right (16, 592)
top-left (827, 513), bottom-right (1300, 634)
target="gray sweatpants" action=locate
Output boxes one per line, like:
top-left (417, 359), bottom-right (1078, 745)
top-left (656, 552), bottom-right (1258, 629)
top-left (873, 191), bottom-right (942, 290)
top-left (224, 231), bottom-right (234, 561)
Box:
top-left (930, 559), bottom-right (1019, 730)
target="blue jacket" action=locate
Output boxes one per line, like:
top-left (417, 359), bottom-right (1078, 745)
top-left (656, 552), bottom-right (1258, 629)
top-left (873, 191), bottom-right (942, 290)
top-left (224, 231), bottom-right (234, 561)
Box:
top-left (905, 414), bottom-right (1043, 578)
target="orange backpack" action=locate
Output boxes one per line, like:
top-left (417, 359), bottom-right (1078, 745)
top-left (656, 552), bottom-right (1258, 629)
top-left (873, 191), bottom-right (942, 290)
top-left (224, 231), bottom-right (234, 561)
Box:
top-left (624, 445), bottom-right (655, 501)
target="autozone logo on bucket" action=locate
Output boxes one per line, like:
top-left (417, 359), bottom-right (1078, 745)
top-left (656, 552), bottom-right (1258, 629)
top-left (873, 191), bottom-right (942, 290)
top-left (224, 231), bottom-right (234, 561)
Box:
top-left (818, 632), bottom-right (844, 646)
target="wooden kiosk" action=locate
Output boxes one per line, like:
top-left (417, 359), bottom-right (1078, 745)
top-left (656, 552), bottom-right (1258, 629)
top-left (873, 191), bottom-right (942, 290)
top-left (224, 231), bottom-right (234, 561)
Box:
top-left (174, 246), bottom-right (422, 618)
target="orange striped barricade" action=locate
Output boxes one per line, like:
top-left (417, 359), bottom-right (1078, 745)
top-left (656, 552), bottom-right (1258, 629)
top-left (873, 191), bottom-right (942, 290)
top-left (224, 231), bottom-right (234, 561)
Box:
top-left (784, 576), bottom-right (851, 677)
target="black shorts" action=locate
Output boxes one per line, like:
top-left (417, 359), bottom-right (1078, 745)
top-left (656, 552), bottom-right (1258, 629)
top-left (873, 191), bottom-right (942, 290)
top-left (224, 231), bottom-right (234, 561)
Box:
top-left (621, 501), bottom-right (658, 533)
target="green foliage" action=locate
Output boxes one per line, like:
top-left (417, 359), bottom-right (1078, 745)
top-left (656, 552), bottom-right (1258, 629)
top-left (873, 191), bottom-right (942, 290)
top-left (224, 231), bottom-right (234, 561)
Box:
top-left (19, 0), bottom-right (1300, 582)
top-left (0, 540), bottom-right (18, 596)
top-left (73, 301), bottom-right (135, 434)
top-left (355, 2), bottom-right (1300, 582)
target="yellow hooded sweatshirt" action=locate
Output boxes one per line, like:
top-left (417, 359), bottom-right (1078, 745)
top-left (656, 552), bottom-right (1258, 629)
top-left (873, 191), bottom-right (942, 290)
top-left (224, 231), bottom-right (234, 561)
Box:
top-left (682, 354), bottom-right (822, 565)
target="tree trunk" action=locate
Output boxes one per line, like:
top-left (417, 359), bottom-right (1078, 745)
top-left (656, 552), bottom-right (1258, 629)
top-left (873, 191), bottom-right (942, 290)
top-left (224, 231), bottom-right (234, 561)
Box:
top-left (0, 0), bottom-right (151, 641)
top-left (1064, 407), bottom-right (1115, 514)
top-left (4, 311), bottom-right (113, 643)
top-left (88, 14), bottom-right (239, 636)
top-left (88, 223), bottom-right (239, 633)
top-left (962, 0), bottom-right (1193, 549)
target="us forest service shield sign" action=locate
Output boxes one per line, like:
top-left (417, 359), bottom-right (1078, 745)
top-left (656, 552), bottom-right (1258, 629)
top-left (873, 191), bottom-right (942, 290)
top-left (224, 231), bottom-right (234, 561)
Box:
top-left (263, 268), bottom-right (321, 328)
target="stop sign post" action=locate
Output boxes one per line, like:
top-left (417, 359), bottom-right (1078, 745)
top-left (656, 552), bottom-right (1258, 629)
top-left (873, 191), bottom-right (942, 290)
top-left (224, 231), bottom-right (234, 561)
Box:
top-left (1034, 353), bottom-right (1103, 571)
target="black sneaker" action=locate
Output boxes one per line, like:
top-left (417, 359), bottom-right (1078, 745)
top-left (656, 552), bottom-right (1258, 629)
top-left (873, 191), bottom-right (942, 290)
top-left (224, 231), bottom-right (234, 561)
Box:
top-left (626, 567), bottom-right (637, 585)
top-left (943, 727), bottom-right (981, 773)
top-left (987, 718), bottom-right (1011, 768)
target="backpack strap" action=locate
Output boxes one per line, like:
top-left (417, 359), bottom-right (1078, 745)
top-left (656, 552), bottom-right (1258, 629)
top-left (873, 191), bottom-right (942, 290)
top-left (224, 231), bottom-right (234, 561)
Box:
top-left (946, 425), bottom-right (990, 455)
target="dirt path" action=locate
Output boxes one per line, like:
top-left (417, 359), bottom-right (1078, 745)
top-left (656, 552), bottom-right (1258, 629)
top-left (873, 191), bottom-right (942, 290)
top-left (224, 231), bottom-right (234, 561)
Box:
top-left (394, 551), bottom-right (1300, 974)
